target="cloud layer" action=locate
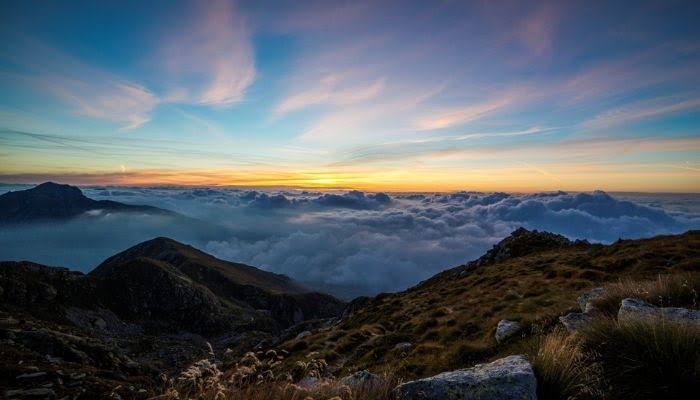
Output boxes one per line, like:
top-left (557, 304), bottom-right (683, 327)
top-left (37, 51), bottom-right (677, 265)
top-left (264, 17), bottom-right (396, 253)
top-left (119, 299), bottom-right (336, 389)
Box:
top-left (1, 185), bottom-right (697, 298)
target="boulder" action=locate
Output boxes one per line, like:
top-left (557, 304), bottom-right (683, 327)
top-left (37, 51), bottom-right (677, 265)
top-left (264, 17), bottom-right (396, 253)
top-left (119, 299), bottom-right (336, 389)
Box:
top-left (297, 376), bottom-right (320, 389)
top-left (577, 288), bottom-right (605, 313)
top-left (296, 330), bottom-right (312, 340)
top-left (394, 342), bottom-right (413, 351)
top-left (559, 312), bottom-right (590, 332)
top-left (392, 354), bottom-right (537, 400)
top-left (618, 298), bottom-right (700, 326)
top-left (93, 317), bottom-right (107, 330)
top-left (495, 320), bottom-right (521, 343)
top-left (338, 369), bottom-right (382, 389)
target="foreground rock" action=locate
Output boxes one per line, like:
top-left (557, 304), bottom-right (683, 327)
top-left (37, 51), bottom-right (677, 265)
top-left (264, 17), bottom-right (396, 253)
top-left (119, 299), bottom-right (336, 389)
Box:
top-left (577, 287), bottom-right (606, 313)
top-left (559, 312), bottom-right (590, 332)
top-left (392, 355), bottom-right (537, 400)
top-left (495, 320), bottom-right (522, 343)
top-left (618, 298), bottom-right (700, 325)
top-left (338, 369), bottom-right (383, 389)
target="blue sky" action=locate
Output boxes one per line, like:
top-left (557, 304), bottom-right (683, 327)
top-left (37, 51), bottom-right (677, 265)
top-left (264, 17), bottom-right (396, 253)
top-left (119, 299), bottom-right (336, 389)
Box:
top-left (0, 0), bottom-right (699, 191)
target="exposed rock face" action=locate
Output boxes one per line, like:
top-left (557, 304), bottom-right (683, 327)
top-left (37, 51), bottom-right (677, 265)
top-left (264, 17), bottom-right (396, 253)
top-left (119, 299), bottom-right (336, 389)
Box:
top-left (618, 298), bottom-right (700, 325)
top-left (394, 342), bottom-right (413, 351)
top-left (495, 320), bottom-right (522, 343)
top-left (429, 227), bottom-right (584, 283)
top-left (94, 257), bottom-right (233, 334)
top-left (297, 376), bottom-right (321, 389)
top-left (0, 261), bottom-right (94, 308)
top-left (92, 237), bottom-right (345, 330)
top-left (339, 296), bottom-right (373, 320)
top-left (392, 355), bottom-right (537, 400)
top-left (559, 312), bottom-right (590, 332)
top-left (295, 330), bottom-right (312, 339)
top-left (577, 287), bottom-right (606, 313)
top-left (338, 369), bottom-right (382, 389)
top-left (0, 182), bottom-right (173, 224)
top-left (472, 227), bottom-right (574, 267)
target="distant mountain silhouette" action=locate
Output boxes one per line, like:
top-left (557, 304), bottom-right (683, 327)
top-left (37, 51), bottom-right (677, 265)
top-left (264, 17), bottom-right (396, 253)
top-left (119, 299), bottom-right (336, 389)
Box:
top-left (0, 182), bottom-right (174, 224)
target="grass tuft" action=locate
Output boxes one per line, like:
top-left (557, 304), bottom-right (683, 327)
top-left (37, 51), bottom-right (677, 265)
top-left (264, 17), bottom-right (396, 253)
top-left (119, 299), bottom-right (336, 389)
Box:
top-left (591, 274), bottom-right (700, 316)
top-left (580, 316), bottom-right (700, 400)
top-left (531, 330), bottom-right (603, 400)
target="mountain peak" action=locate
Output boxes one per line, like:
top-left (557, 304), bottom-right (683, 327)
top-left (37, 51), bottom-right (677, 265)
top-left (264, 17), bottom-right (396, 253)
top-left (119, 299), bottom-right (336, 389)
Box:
top-left (29, 182), bottom-right (86, 198)
top-left (0, 182), bottom-right (172, 224)
top-left (90, 236), bottom-right (313, 296)
top-left (471, 227), bottom-right (577, 267)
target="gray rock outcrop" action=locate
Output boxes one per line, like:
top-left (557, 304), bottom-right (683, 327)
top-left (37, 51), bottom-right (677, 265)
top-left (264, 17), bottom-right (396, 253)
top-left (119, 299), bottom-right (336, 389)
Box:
top-left (559, 312), bottom-right (590, 332)
top-left (577, 287), bottom-right (606, 313)
top-left (618, 298), bottom-right (700, 326)
top-left (392, 354), bottom-right (537, 400)
top-left (495, 320), bottom-right (522, 343)
top-left (338, 369), bottom-right (382, 389)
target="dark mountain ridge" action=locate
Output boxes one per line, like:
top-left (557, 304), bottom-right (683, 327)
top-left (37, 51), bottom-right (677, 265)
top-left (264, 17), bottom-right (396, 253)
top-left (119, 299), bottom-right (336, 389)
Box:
top-left (0, 182), bottom-right (174, 224)
top-left (1, 237), bottom-right (344, 335)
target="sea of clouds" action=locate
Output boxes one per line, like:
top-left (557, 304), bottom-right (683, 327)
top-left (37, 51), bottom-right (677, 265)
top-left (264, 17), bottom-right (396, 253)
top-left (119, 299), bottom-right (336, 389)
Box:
top-left (1, 185), bottom-right (698, 298)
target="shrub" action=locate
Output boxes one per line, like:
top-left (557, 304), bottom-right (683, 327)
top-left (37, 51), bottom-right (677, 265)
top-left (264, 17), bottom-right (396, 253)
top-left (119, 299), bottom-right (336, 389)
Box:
top-left (580, 316), bottom-right (700, 399)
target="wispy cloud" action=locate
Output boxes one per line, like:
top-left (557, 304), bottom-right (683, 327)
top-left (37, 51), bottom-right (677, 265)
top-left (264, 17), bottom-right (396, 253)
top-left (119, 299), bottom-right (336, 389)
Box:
top-left (49, 79), bottom-right (158, 130)
top-left (584, 95), bottom-right (700, 128)
top-left (414, 89), bottom-right (525, 130)
top-left (162, 0), bottom-right (256, 106)
top-left (276, 74), bottom-right (385, 114)
top-left (2, 37), bottom-right (159, 130)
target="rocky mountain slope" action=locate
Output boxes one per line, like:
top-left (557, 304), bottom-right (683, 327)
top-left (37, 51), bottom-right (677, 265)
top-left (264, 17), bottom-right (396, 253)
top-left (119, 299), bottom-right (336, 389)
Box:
top-left (1, 229), bottom-right (698, 398)
top-left (0, 182), bottom-right (174, 224)
top-left (0, 238), bottom-right (344, 397)
top-left (276, 229), bottom-right (700, 378)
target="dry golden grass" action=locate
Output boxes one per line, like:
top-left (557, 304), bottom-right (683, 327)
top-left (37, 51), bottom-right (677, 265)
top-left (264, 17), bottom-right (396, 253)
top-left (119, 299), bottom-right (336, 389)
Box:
top-left (152, 231), bottom-right (700, 399)
top-left (531, 330), bottom-right (603, 400)
top-left (279, 232), bottom-right (699, 378)
top-left (590, 273), bottom-right (700, 316)
top-left (155, 349), bottom-right (398, 400)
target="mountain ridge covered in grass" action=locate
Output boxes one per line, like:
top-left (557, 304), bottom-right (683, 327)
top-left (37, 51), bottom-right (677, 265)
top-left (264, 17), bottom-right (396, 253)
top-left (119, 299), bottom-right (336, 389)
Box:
top-left (1, 228), bottom-right (698, 399)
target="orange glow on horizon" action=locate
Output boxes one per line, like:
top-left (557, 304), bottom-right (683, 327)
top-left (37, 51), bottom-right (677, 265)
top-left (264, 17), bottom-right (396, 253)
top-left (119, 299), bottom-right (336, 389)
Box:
top-left (3, 162), bottom-right (699, 193)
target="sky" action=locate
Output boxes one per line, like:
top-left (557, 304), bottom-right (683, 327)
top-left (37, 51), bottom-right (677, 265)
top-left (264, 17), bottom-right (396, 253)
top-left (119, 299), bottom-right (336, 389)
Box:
top-left (0, 0), bottom-right (699, 192)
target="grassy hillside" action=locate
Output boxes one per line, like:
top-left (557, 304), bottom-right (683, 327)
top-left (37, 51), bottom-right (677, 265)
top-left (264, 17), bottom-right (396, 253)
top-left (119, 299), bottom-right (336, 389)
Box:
top-left (277, 230), bottom-right (700, 378)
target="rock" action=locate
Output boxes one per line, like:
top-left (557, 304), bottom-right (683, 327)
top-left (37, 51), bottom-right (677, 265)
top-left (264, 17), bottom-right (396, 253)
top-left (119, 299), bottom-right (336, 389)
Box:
top-left (394, 342), bottom-right (413, 351)
top-left (392, 354), bottom-right (537, 400)
top-left (577, 287), bottom-right (606, 312)
top-left (295, 330), bottom-right (312, 340)
top-left (618, 298), bottom-right (700, 326)
top-left (5, 388), bottom-right (56, 398)
top-left (495, 320), bottom-right (521, 343)
top-left (559, 312), bottom-right (590, 332)
top-left (69, 372), bottom-right (86, 380)
top-left (41, 284), bottom-right (58, 301)
top-left (470, 227), bottom-right (573, 267)
top-left (16, 371), bottom-right (48, 379)
top-left (93, 317), bottom-right (107, 330)
top-left (297, 376), bottom-right (320, 389)
top-left (337, 369), bottom-right (382, 389)
top-left (0, 316), bottom-right (19, 327)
